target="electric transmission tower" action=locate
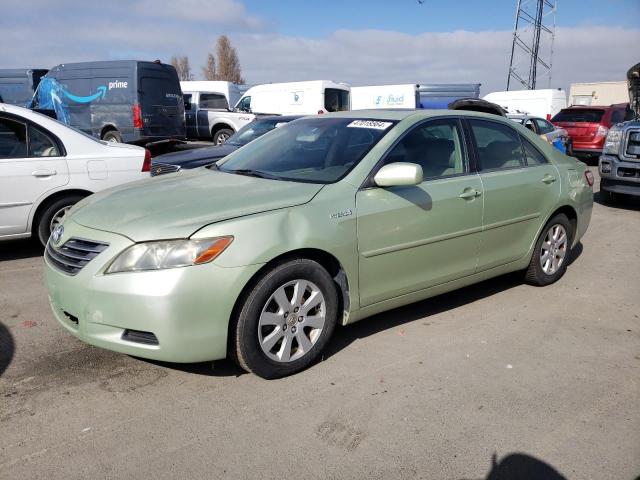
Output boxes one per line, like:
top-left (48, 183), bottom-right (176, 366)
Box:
top-left (507, 0), bottom-right (557, 90)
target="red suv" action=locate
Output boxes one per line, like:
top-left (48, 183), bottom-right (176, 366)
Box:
top-left (551, 103), bottom-right (634, 162)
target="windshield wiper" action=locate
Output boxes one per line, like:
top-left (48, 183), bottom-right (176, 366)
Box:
top-left (226, 168), bottom-right (281, 180)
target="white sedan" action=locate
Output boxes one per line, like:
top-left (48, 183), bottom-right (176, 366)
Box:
top-left (0, 103), bottom-right (149, 246)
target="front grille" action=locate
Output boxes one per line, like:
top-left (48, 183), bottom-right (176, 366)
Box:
top-left (150, 162), bottom-right (181, 177)
top-left (625, 130), bottom-right (640, 158)
top-left (122, 329), bottom-right (159, 346)
top-left (45, 237), bottom-right (109, 275)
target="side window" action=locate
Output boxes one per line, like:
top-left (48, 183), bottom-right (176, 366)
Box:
top-left (534, 119), bottom-right (554, 134)
top-left (237, 96), bottom-right (251, 112)
top-left (610, 109), bottom-right (625, 124)
top-left (183, 93), bottom-right (192, 111)
top-left (199, 93), bottom-right (228, 110)
top-left (0, 117), bottom-right (27, 159)
top-left (523, 119), bottom-right (536, 133)
top-left (469, 119), bottom-right (526, 171)
top-left (520, 136), bottom-right (548, 166)
top-left (28, 124), bottom-right (60, 157)
top-left (382, 119), bottom-right (466, 179)
top-left (624, 107), bottom-right (635, 121)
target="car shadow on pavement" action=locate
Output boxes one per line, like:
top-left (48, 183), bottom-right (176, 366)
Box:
top-left (593, 190), bottom-right (640, 211)
top-left (324, 243), bottom-right (584, 361)
top-left (0, 321), bottom-right (15, 377)
top-left (0, 239), bottom-right (43, 262)
top-left (138, 357), bottom-right (246, 378)
top-left (461, 452), bottom-right (567, 480)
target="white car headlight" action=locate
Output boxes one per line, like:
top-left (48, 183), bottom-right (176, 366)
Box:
top-left (106, 236), bottom-right (233, 274)
top-left (603, 125), bottom-right (623, 155)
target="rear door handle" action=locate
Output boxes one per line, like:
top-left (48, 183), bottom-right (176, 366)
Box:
top-left (459, 188), bottom-right (482, 199)
top-left (542, 174), bottom-right (557, 184)
top-left (32, 169), bottom-right (56, 178)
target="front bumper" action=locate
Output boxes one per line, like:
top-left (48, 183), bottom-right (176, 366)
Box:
top-left (599, 154), bottom-right (640, 197)
top-left (43, 220), bottom-right (262, 363)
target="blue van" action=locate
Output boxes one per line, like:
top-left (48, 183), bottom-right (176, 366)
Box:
top-left (0, 69), bottom-right (48, 106)
top-left (32, 60), bottom-right (185, 144)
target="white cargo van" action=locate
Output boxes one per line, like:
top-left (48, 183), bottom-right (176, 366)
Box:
top-left (234, 80), bottom-right (350, 115)
top-left (180, 81), bottom-right (243, 110)
top-left (483, 89), bottom-right (567, 119)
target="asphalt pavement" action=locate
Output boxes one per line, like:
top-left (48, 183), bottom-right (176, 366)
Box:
top-left (0, 170), bottom-right (638, 479)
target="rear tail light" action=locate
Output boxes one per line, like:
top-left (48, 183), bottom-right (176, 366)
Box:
top-left (546, 114), bottom-right (552, 121)
top-left (142, 149), bottom-right (152, 172)
top-left (596, 125), bottom-right (608, 137)
top-left (584, 170), bottom-right (594, 187)
top-left (317, 110), bottom-right (325, 114)
top-left (133, 104), bottom-right (143, 128)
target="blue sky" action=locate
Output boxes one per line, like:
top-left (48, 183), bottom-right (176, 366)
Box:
top-left (1, 0), bottom-right (638, 94)
top-left (243, 0), bottom-right (640, 36)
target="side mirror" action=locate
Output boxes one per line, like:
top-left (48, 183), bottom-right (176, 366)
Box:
top-left (374, 162), bottom-right (423, 187)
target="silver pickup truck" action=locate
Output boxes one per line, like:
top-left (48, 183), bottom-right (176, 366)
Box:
top-left (599, 62), bottom-right (640, 203)
top-left (182, 90), bottom-right (256, 144)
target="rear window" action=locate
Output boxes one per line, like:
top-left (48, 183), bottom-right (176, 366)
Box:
top-left (199, 93), bottom-right (228, 110)
top-left (325, 89), bottom-right (349, 112)
top-left (140, 76), bottom-right (182, 108)
top-left (552, 109), bottom-right (604, 123)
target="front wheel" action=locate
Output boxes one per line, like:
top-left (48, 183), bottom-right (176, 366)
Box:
top-left (36, 195), bottom-right (85, 247)
top-left (524, 213), bottom-right (573, 286)
top-left (231, 259), bottom-right (339, 379)
top-left (102, 130), bottom-right (122, 143)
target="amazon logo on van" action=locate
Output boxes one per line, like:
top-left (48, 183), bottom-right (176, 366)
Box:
top-left (108, 80), bottom-right (128, 90)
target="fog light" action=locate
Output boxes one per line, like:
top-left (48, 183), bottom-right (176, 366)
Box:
top-left (600, 162), bottom-right (612, 174)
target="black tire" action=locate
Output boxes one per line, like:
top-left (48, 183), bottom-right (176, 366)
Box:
top-left (102, 129), bottom-right (122, 143)
top-left (35, 195), bottom-right (85, 247)
top-left (213, 128), bottom-right (233, 145)
top-left (599, 187), bottom-right (618, 205)
top-left (231, 259), bottom-right (339, 379)
top-left (525, 213), bottom-right (573, 286)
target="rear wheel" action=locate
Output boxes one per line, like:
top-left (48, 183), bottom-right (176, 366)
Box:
top-left (36, 195), bottom-right (85, 247)
top-left (525, 213), bottom-right (573, 286)
top-left (231, 259), bottom-right (339, 379)
top-left (565, 138), bottom-right (574, 157)
top-left (213, 128), bottom-right (233, 145)
top-left (102, 129), bottom-right (123, 143)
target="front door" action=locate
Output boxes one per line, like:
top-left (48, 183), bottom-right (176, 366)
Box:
top-left (356, 118), bottom-right (484, 307)
top-left (0, 115), bottom-right (69, 236)
top-left (467, 118), bottom-right (561, 271)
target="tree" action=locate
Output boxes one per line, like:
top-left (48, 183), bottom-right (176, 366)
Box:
top-left (202, 53), bottom-right (217, 81)
top-left (170, 55), bottom-right (193, 81)
top-left (201, 35), bottom-right (244, 83)
top-left (216, 35), bottom-right (244, 84)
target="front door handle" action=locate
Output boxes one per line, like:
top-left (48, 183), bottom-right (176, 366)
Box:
top-left (32, 169), bottom-right (57, 178)
top-left (542, 174), bottom-right (557, 184)
top-left (459, 188), bottom-right (482, 199)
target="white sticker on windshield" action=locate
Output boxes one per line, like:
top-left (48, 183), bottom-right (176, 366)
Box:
top-left (347, 120), bottom-right (393, 130)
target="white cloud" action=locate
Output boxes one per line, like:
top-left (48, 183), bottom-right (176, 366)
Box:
top-left (0, 0), bottom-right (637, 97)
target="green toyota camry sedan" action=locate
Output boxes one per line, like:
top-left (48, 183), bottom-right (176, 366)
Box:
top-left (44, 110), bottom-right (593, 378)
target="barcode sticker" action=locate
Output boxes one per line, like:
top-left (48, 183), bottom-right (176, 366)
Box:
top-left (347, 120), bottom-right (393, 130)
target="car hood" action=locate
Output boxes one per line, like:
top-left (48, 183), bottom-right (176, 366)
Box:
top-left (70, 169), bottom-right (324, 241)
top-left (155, 144), bottom-right (239, 168)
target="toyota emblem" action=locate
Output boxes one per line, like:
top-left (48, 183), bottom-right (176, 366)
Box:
top-left (51, 225), bottom-right (64, 245)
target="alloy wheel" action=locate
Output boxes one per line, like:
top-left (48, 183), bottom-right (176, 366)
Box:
top-left (50, 205), bottom-right (72, 233)
top-left (540, 224), bottom-right (568, 275)
top-left (258, 279), bottom-right (326, 363)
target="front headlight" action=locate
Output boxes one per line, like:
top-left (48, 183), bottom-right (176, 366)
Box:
top-left (105, 236), bottom-right (233, 274)
top-left (603, 125), bottom-right (623, 155)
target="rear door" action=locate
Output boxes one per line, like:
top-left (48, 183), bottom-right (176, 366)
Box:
top-left (0, 115), bottom-right (68, 236)
top-left (468, 118), bottom-right (560, 270)
top-left (138, 64), bottom-right (185, 139)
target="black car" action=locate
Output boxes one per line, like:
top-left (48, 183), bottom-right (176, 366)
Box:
top-left (150, 115), bottom-right (302, 176)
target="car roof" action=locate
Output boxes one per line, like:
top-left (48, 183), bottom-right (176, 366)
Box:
top-left (321, 109), bottom-right (509, 122)
top-left (562, 103), bottom-right (628, 111)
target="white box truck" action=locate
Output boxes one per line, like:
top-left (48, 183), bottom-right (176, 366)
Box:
top-left (483, 89), bottom-right (567, 119)
top-left (234, 80), bottom-right (350, 115)
top-left (351, 83), bottom-right (481, 110)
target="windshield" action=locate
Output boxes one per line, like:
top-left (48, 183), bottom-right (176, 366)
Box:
top-left (552, 109), bottom-right (604, 123)
top-left (218, 117), bottom-right (395, 183)
top-left (226, 118), bottom-right (293, 147)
